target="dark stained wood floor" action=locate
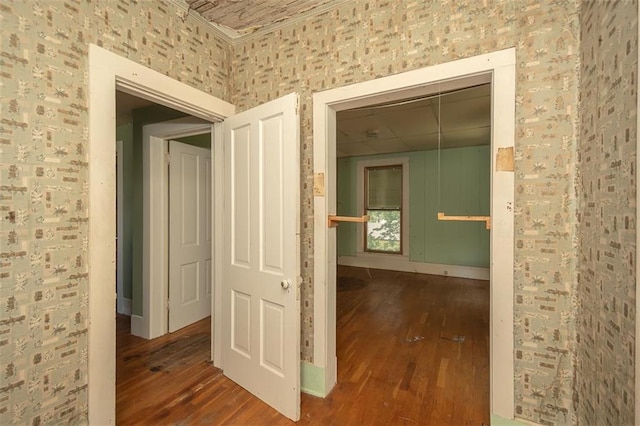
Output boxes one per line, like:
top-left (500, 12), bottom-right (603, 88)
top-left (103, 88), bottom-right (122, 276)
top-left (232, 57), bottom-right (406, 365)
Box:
top-left (116, 266), bottom-right (489, 425)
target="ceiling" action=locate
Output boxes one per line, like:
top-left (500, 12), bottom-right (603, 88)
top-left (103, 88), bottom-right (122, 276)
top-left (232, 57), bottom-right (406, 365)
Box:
top-left (183, 0), bottom-right (342, 36)
top-left (116, 85), bottom-right (491, 157)
top-left (115, 91), bottom-right (157, 125)
top-left (336, 84), bottom-right (491, 158)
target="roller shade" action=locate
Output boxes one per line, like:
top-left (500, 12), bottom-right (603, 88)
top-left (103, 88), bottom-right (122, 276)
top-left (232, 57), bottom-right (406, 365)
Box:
top-left (366, 166), bottom-right (402, 209)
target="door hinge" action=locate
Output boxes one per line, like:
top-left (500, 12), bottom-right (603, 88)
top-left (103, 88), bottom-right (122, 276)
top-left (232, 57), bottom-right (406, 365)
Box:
top-left (166, 298), bottom-right (170, 311)
top-left (165, 152), bottom-right (171, 165)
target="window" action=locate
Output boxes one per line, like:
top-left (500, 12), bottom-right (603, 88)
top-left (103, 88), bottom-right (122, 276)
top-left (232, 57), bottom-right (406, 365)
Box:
top-left (364, 165), bottom-right (403, 253)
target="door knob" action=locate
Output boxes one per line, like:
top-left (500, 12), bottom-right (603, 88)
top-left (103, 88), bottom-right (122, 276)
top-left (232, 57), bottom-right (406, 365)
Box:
top-left (281, 279), bottom-right (292, 290)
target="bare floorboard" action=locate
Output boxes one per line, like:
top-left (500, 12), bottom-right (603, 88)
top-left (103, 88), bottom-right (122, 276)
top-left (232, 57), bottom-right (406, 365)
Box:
top-left (117, 266), bottom-right (489, 425)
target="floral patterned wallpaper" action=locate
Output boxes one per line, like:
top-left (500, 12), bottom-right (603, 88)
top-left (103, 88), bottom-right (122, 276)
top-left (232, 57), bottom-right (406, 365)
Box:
top-left (0, 0), bottom-right (230, 423)
top-left (577, 1), bottom-right (637, 425)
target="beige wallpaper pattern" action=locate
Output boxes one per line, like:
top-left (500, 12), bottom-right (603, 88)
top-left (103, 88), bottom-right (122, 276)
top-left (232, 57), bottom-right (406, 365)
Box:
top-left (1, 0), bottom-right (637, 425)
top-left (577, 1), bottom-right (637, 425)
top-left (0, 0), bottom-right (230, 423)
top-left (231, 1), bottom-right (581, 424)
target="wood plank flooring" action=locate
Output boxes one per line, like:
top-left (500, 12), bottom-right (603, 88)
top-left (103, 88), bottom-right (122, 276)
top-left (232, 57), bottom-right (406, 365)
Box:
top-left (116, 266), bottom-right (489, 425)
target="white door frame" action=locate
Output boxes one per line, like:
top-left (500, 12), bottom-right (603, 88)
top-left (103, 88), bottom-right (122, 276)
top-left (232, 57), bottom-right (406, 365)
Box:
top-left (133, 118), bottom-right (218, 341)
top-left (88, 44), bottom-right (234, 425)
top-left (313, 48), bottom-right (516, 420)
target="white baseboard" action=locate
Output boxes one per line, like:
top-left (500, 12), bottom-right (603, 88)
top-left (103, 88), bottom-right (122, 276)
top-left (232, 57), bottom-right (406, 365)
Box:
top-left (117, 297), bottom-right (132, 315)
top-left (338, 254), bottom-right (489, 280)
top-left (130, 315), bottom-right (148, 339)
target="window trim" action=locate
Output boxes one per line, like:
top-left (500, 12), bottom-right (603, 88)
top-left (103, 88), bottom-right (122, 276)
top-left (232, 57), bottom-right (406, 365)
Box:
top-left (356, 157), bottom-right (410, 256)
top-left (364, 164), bottom-right (403, 254)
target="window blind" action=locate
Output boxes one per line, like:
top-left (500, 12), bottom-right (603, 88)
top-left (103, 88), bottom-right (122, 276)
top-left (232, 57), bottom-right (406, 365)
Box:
top-left (366, 166), bottom-right (402, 209)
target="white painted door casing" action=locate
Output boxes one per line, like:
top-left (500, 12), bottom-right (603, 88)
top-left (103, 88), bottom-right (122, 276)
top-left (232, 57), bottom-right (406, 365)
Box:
top-left (312, 49), bottom-right (516, 420)
top-left (222, 93), bottom-right (301, 421)
top-left (168, 141), bottom-right (212, 332)
top-left (88, 44), bottom-right (234, 425)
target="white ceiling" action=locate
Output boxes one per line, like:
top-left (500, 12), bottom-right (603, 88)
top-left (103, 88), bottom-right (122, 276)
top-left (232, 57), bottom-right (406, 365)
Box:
top-left (115, 91), bottom-right (156, 125)
top-left (336, 84), bottom-right (491, 158)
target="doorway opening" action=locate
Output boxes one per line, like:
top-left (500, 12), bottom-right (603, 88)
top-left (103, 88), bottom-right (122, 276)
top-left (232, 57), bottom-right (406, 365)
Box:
top-left (335, 84), bottom-right (491, 279)
top-left (333, 83), bottom-right (492, 423)
top-left (114, 91), bottom-right (215, 335)
top-left (313, 49), bottom-right (516, 420)
top-left (91, 45), bottom-right (303, 422)
top-left (113, 91), bottom-right (217, 420)
top-left (88, 44), bottom-right (234, 424)
top-left (114, 91), bottom-right (197, 319)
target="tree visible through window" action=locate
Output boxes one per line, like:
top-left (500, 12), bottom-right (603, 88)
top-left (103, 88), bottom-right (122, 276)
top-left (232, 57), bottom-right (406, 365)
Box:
top-left (365, 165), bottom-right (402, 253)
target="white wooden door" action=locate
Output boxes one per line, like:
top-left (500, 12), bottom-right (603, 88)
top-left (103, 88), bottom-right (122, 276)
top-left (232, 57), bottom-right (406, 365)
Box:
top-left (222, 93), bottom-right (300, 420)
top-left (169, 140), bottom-right (212, 332)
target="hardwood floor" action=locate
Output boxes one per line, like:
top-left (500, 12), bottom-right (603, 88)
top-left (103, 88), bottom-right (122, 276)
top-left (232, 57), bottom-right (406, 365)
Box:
top-left (117, 266), bottom-right (489, 425)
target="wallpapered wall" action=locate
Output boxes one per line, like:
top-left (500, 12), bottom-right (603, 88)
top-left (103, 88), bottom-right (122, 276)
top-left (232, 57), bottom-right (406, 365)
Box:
top-left (0, 0), bottom-right (230, 423)
top-left (230, 1), bottom-right (581, 424)
top-left (1, 0), bottom-right (637, 425)
top-left (577, 1), bottom-right (638, 425)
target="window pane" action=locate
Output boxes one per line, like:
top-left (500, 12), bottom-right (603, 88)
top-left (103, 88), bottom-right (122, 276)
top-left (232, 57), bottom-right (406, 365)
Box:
top-left (367, 166), bottom-right (402, 209)
top-left (366, 210), bottom-right (401, 252)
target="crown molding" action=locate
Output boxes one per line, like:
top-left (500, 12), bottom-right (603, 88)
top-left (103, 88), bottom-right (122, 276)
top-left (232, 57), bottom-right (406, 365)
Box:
top-left (165, 0), bottom-right (350, 45)
top-left (233, 0), bottom-right (350, 44)
top-left (165, 0), bottom-right (238, 44)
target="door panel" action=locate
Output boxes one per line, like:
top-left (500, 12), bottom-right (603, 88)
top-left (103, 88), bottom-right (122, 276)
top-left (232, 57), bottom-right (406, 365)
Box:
top-left (169, 140), bottom-right (212, 332)
top-left (261, 115), bottom-right (284, 274)
top-left (231, 125), bottom-right (251, 267)
top-left (180, 262), bottom-right (198, 303)
top-left (232, 290), bottom-right (252, 357)
top-left (222, 93), bottom-right (300, 421)
top-left (261, 300), bottom-right (285, 375)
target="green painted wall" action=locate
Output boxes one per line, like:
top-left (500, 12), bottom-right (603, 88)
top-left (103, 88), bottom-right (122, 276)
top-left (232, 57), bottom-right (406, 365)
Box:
top-left (336, 156), bottom-right (359, 255)
top-left (337, 146), bottom-right (490, 268)
top-left (175, 133), bottom-right (211, 149)
top-left (116, 123), bottom-right (134, 300)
